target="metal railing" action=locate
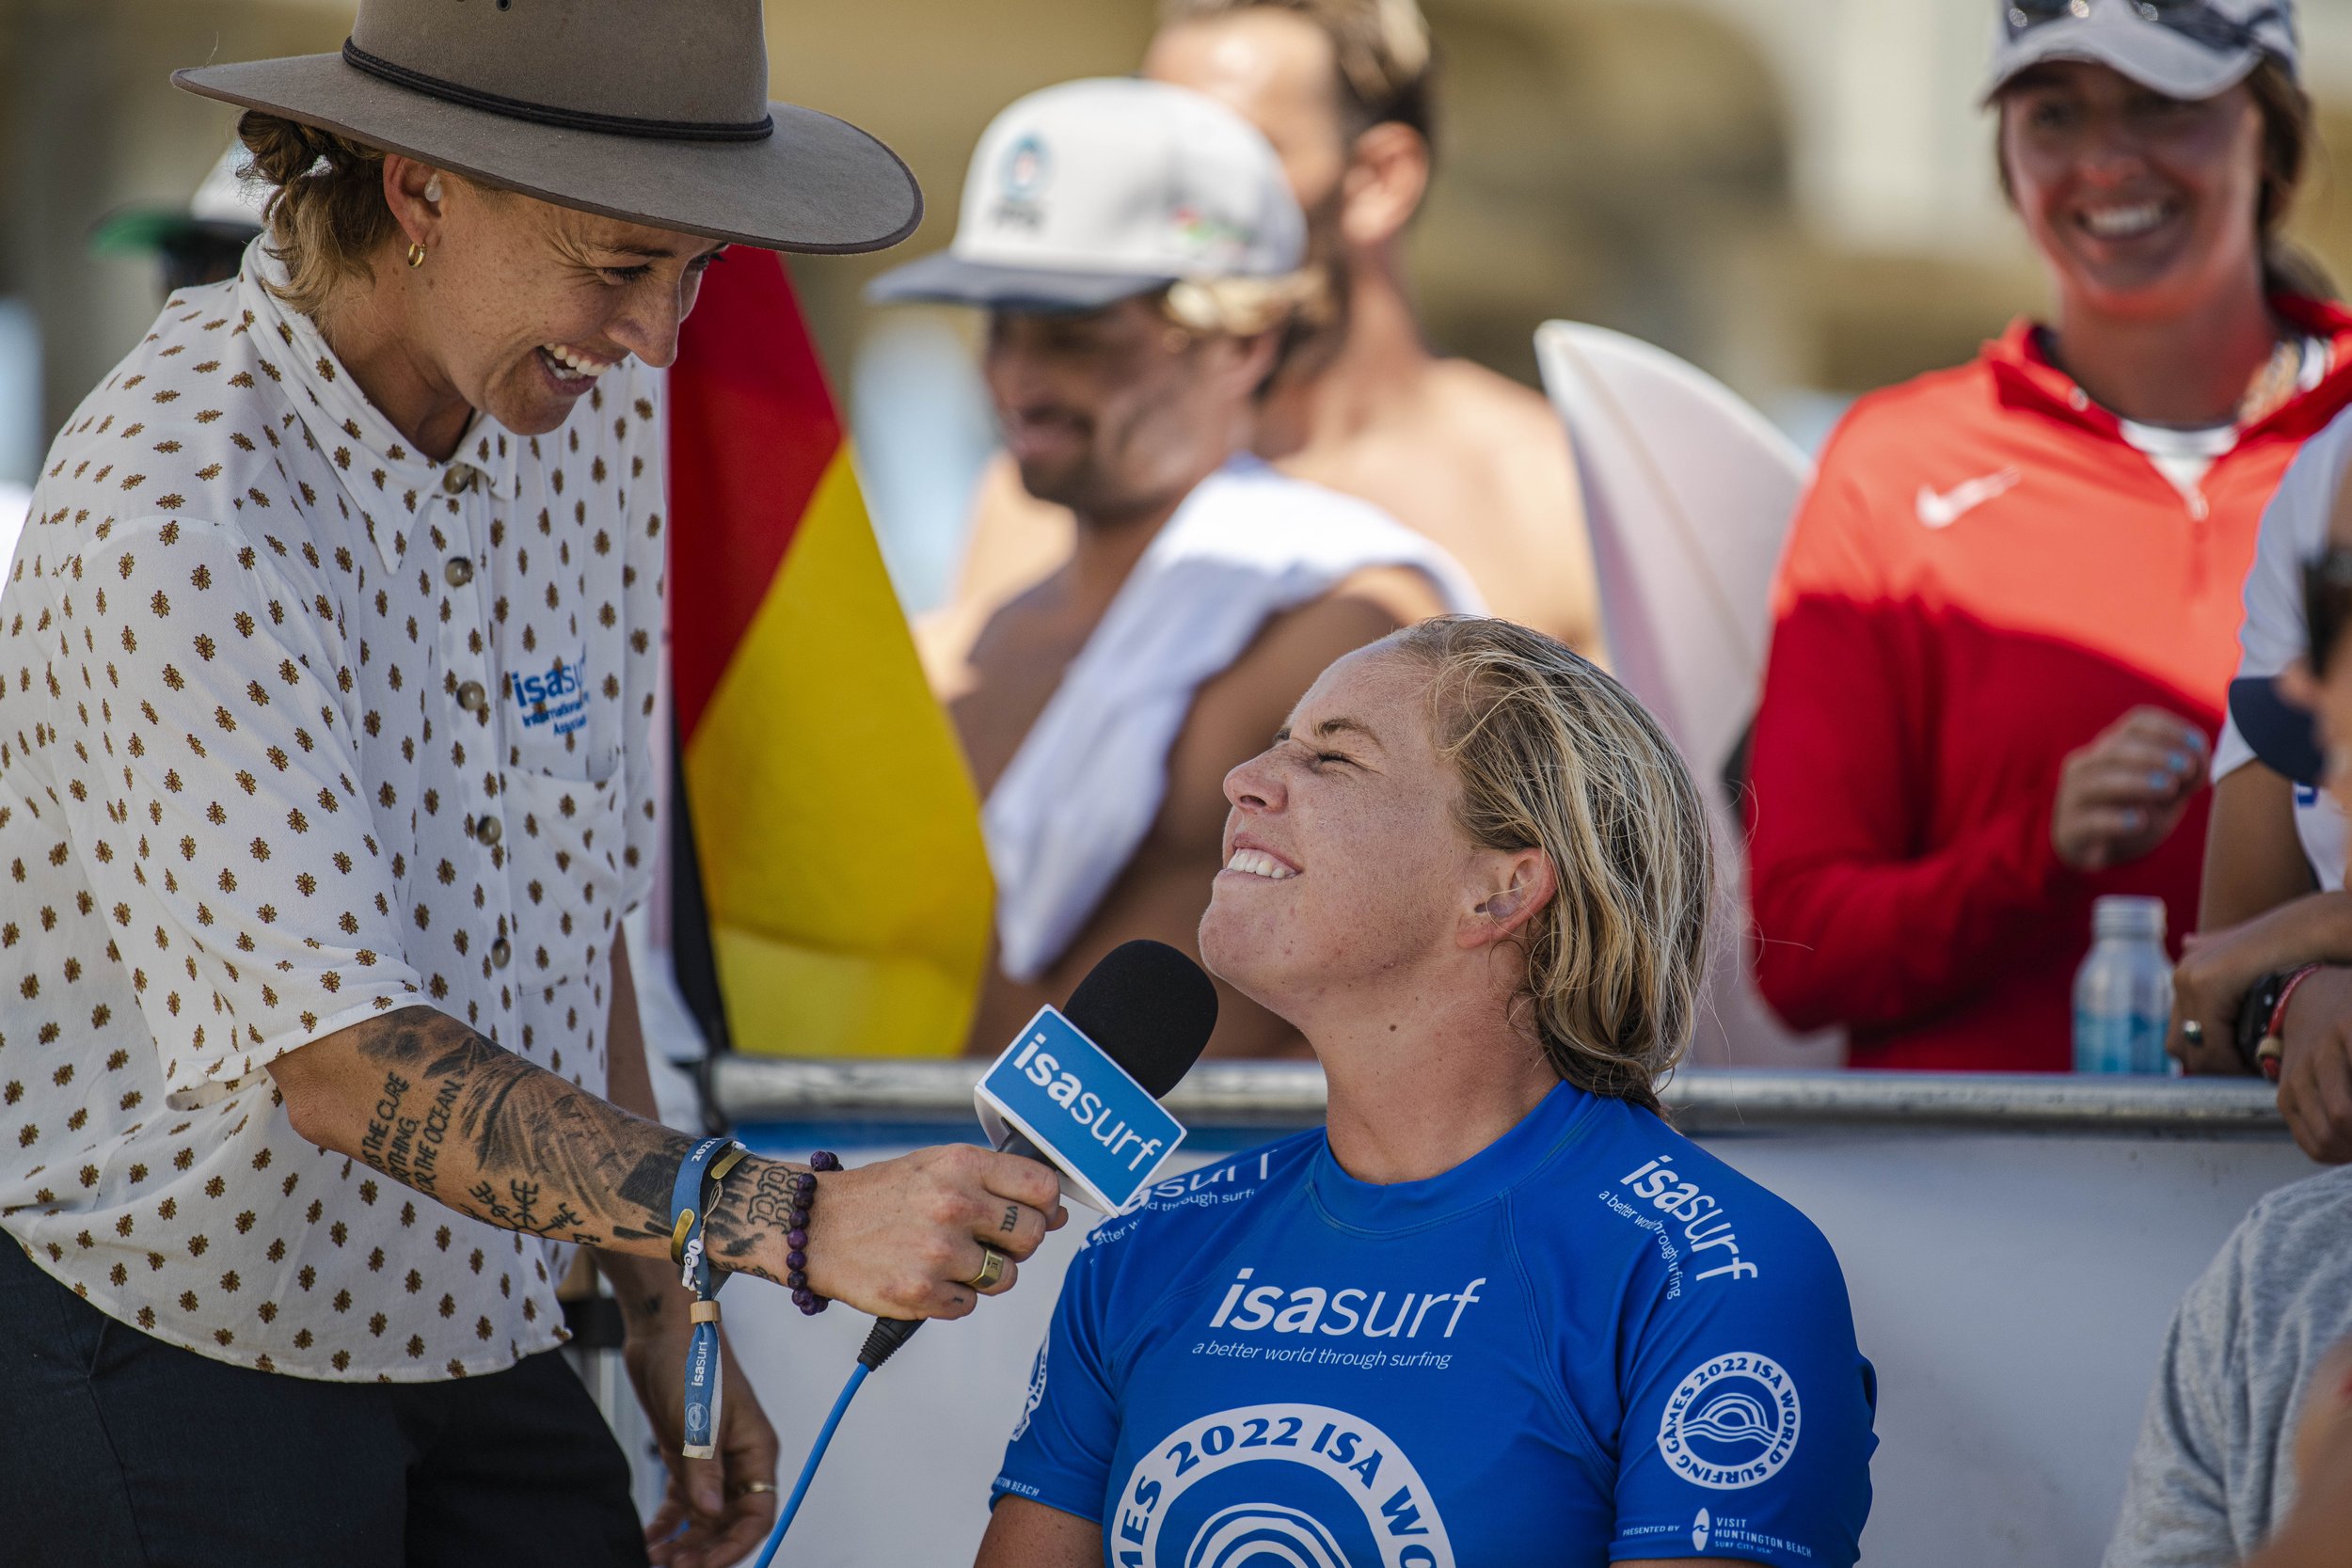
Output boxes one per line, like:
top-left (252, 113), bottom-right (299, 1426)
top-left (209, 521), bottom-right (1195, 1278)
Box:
top-left (711, 1057), bottom-right (2289, 1136)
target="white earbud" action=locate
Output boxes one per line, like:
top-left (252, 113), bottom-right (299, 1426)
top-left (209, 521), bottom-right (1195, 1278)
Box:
top-left (424, 175), bottom-right (444, 203)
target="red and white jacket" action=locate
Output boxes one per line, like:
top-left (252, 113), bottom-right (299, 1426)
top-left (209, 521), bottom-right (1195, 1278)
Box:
top-left (1746, 297), bottom-right (2352, 1072)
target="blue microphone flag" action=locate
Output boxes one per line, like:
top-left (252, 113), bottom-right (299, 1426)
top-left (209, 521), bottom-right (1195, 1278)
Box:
top-left (976, 1005), bottom-right (1187, 1212)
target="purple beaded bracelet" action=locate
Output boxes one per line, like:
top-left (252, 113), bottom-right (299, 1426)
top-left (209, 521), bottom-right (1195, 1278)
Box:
top-left (786, 1150), bottom-right (842, 1315)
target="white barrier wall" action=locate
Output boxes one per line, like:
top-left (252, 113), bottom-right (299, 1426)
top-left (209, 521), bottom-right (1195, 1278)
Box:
top-left (680, 1069), bottom-right (2311, 1567)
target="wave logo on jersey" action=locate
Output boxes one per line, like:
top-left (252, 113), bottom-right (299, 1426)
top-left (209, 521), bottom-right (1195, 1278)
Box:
top-left (1113, 1403), bottom-right (1454, 1568)
top-left (1188, 1505), bottom-right (1346, 1567)
top-left (1658, 1353), bottom-right (1802, 1490)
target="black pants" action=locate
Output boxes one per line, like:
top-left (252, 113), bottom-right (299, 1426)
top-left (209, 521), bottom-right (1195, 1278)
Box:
top-left (0, 1239), bottom-right (648, 1568)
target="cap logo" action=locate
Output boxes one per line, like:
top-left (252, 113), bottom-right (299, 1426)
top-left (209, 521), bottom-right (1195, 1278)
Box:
top-left (1004, 135), bottom-right (1051, 198)
top-left (990, 135), bottom-right (1052, 233)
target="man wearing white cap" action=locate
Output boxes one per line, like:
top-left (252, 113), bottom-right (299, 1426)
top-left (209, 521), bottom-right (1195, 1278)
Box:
top-left (871, 77), bottom-right (1479, 1059)
top-left (926, 0), bottom-right (1599, 682)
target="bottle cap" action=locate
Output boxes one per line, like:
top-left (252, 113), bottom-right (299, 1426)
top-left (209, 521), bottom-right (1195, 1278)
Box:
top-left (2092, 894), bottom-right (2167, 942)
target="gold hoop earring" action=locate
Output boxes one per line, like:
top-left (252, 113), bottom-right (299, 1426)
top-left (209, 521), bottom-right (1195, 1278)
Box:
top-left (405, 242), bottom-right (427, 269)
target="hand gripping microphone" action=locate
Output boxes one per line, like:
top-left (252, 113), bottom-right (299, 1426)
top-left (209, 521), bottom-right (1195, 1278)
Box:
top-left (749, 942), bottom-right (1218, 1568)
top-left (857, 939), bottom-right (1219, 1372)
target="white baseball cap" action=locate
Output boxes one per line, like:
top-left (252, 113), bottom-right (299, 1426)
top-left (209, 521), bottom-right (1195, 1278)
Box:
top-left (1983, 0), bottom-right (2296, 103)
top-left (868, 77), bottom-right (1305, 312)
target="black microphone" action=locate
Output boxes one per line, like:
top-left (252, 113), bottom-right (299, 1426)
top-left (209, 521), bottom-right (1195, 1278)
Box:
top-left (856, 940), bottom-right (1218, 1370)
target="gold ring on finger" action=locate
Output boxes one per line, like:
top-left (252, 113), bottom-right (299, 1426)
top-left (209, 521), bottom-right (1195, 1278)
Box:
top-left (729, 1480), bottom-right (779, 1498)
top-left (965, 1245), bottom-right (1009, 1291)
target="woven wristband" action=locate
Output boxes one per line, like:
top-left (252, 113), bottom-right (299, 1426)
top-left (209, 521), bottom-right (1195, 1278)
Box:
top-left (667, 1135), bottom-right (749, 1459)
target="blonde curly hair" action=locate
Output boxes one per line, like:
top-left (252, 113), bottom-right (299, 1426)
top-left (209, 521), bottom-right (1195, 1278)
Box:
top-left (1391, 617), bottom-right (1712, 1110)
top-left (233, 112), bottom-right (405, 318)
top-left (1160, 270), bottom-right (1332, 338)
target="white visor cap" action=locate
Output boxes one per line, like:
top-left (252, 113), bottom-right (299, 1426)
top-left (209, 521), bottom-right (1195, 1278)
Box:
top-left (868, 76), bottom-right (1306, 312)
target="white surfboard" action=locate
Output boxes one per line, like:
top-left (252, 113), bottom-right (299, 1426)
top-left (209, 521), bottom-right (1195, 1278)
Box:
top-left (1535, 321), bottom-right (1842, 1069)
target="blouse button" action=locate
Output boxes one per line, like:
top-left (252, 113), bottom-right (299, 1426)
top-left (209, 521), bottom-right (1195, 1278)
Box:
top-left (490, 938), bottom-right (513, 970)
top-left (456, 680), bottom-right (488, 713)
top-left (441, 467), bottom-right (470, 496)
top-left (444, 557), bottom-right (474, 588)
top-left (475, 814), bottom-right (503, 847)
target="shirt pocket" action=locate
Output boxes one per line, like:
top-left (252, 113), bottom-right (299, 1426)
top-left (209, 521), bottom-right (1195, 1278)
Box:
top-left (501, 746), bottom-right (630, 992)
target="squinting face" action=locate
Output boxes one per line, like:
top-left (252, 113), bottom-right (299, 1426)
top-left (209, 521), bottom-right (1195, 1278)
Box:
top-left (1999, 61), bottom-right (2265, 318)
top-left (1200, 645), bottom-right (1479, 1017)
top-left (418, 181), bottom-right (724, 436)
top-left (984, 297), bottom-right (1246, 519)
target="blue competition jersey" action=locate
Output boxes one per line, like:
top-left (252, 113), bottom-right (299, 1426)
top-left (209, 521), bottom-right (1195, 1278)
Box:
top-left (993, 1082), bottom-right (1876, 1567)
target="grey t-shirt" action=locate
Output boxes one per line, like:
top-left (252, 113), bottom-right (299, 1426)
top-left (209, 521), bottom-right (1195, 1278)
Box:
top-left (2105, 1164), bottom-right (2352, 1566)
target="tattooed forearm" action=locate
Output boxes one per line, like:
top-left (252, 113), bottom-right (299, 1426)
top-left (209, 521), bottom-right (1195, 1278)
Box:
top-left (465, 1178), bottom-right (585, 1239)
top-left (358, 1067), bottom-right (464, 1196)
top-left (276, 1006), bottom-right (734, 1272)
top-left (702, 1161), bottom-right (799, 1286)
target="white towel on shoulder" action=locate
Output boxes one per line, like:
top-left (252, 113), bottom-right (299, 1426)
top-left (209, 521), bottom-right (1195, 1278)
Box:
top-left (984, 454), bottom-right (1484, 982)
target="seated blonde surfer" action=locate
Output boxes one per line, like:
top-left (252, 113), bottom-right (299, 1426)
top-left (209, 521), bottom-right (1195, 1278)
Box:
top-left (978, 617), bottom-right (1877, 1568)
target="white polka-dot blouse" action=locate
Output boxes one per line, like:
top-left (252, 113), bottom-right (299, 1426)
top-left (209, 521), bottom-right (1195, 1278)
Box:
top-left (0, 245), bottom-right (665, 1379)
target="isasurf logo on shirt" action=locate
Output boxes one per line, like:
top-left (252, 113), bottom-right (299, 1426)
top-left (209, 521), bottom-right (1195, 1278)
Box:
top-left (1620, 1155), bottom-right (1758, 1282)
top-left (1207, 1268), bottom-right (1485, 1339)
top-left (505, 653), bottom-right (589, 737)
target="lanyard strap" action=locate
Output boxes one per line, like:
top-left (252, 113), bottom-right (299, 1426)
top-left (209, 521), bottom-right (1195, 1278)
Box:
top-left (667, 1135), bottom-right (750, 1459)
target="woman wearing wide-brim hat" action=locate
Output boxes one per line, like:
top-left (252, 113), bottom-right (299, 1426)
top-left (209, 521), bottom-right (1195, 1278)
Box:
top-left (0, 6), bottom-right (1067, 1567)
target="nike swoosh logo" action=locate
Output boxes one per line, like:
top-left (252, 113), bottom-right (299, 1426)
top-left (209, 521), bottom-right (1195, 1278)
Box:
top-left (1915, 467), bottom-right (2021, 530)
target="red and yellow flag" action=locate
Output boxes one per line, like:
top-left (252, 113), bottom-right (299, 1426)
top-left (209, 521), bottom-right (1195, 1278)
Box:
top-left (667, 250), bottom-right (990, 1057)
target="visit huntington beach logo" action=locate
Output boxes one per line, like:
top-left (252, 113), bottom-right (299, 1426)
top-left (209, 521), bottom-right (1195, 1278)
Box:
top-left (1656, 1353), bottom-right (1802, 1490)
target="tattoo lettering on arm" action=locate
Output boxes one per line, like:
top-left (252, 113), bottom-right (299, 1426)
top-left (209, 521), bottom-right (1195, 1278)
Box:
top-left (332, 1006), bottom-right (692, 1256)
top-left (701, 1161), bottom-right (800, 1287)
top-left (358, 1067), bottom-right (466, 1196)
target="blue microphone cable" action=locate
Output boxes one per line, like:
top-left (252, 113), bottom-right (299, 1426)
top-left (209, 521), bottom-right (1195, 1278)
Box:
top-left (748, 1318), bottom-right (918, 1567)
top-left (748, 1361), bottom-right (866, 1568)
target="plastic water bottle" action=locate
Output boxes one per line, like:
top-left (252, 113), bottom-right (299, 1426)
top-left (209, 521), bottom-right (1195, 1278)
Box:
top-left (2073, 895), bottom-right (2174, 1075)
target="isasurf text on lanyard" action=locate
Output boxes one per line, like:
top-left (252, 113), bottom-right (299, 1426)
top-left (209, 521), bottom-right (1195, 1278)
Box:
top-left (667, 1135), bottom-right (752, 1458)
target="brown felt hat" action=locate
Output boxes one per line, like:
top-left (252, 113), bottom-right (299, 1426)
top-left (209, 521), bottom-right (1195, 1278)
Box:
top-left (172, 0), bottom-right (921, 254)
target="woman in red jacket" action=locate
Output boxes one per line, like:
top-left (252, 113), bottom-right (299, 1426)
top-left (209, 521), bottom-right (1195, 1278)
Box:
top-left (1746, 0), bottom-right (2352, 1071)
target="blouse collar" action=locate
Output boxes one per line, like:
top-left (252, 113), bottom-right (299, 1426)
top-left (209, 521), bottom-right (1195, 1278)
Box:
top-left (234, 245), bottom-right (522, 571)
